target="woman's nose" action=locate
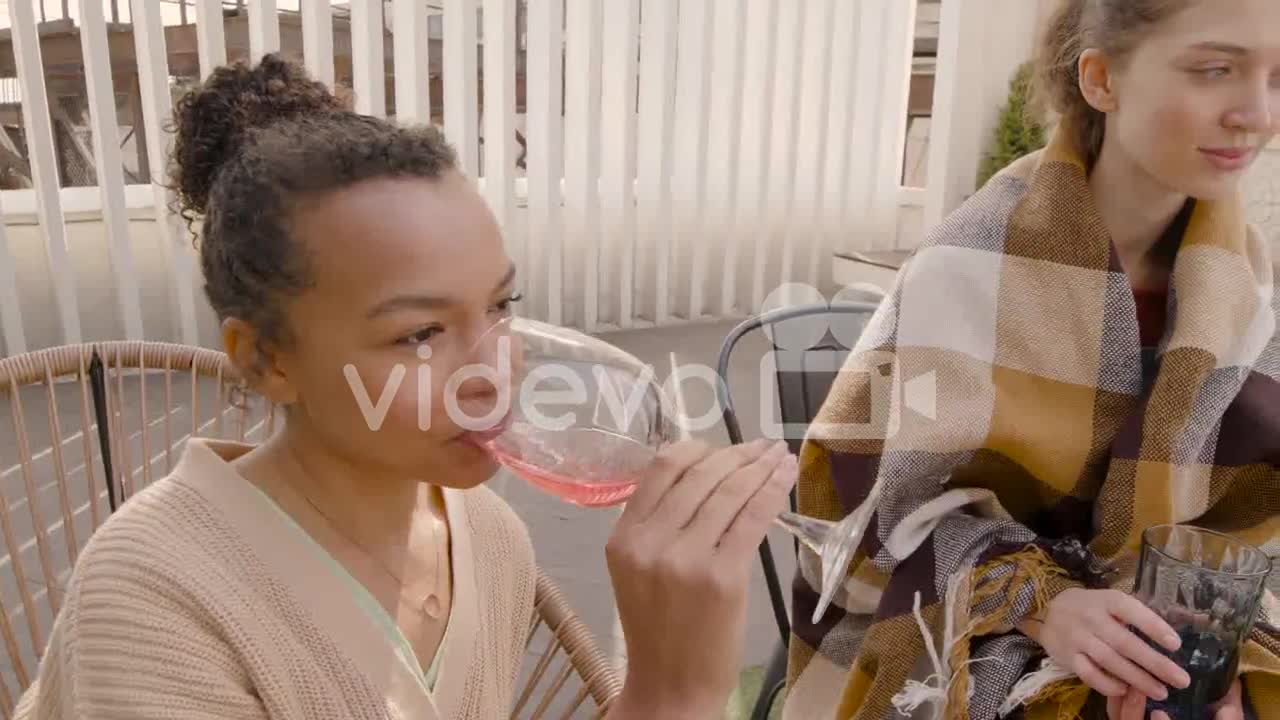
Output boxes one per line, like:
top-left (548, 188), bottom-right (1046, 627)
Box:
top-left (1226, 81), bottom-right (1275, 134)
top-left (449, 319), bottom-right (515, 421)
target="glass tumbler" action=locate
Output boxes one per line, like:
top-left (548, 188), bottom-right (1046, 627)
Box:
top-left (1134, 524), bottom-right (1272, 719)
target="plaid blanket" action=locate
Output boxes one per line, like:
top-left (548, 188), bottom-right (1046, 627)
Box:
top-left (784, 121), bottom-right (1280, 720)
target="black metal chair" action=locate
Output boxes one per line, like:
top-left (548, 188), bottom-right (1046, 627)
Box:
top-left (715, 300), bottom-right (880, 720)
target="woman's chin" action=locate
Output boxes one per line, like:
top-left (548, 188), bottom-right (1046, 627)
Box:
top-left (425, 439), bottom-right (501, 489)
top-left (1176, 169), bottom-right (1249, 202)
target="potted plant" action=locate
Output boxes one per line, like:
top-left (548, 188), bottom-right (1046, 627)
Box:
top-left (976, 62), bottom-right (1047, 188)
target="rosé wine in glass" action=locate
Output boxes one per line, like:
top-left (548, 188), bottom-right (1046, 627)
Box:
top-left (461, 316), bottom-right (851, 622)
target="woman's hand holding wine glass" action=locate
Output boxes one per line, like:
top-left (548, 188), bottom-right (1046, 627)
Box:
top-left (604, 439), bottom-right (798, 720)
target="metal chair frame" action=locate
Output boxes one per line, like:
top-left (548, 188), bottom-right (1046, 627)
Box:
top-left (715, 301), bottom-right (878, 720)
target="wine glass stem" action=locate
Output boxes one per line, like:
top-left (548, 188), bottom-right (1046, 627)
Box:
top-left (773, 511), bottom-right (834, 557)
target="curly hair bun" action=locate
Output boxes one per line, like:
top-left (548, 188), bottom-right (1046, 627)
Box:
top-left (170, 53), bottom-right (344, 219)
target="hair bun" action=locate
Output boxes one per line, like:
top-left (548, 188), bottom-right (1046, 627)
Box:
top-left (170, 53), bottom-right (343, 219)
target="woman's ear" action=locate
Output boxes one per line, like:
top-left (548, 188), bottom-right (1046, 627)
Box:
top-left (1078, 48), bottom-right (1119, 113)
top-left (221, 317), bottom-right (299, 405)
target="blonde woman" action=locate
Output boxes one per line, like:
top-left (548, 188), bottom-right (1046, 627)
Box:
top-left (787, 1), bottom-right (1279, 718)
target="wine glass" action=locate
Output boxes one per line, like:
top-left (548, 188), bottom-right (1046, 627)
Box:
top-left (458, 315), bottom-right (860, 623)
top-left (1134, 525), bottom-right (1271, 718)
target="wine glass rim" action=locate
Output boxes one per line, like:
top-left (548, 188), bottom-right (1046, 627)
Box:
top-left (1140, 523), bottom-right (1274, 578)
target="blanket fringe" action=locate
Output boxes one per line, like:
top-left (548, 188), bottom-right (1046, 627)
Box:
top-left (947, 547), bottom-right (1068, 717)
top-left (889, 573), bottom-right (980, 717)
top-left (997, 658), bottom-right (1081, 717)
top-left (889, 545), bottom-right (1072, 719)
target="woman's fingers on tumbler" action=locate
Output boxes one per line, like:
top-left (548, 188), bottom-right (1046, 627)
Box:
top-left (1087, 637), bottom-right (1167, 701)
top-left (1074, 653), bottom-right (1127, 698)
top-left (1105, 619), bottom-right (1191, 690)
top-left (1111, 593), bottom-right (1181, 652)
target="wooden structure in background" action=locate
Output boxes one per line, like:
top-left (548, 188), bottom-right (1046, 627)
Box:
top-left (0, 7), bottom-right (513, 188)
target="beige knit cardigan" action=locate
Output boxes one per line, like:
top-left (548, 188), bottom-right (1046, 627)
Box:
top-left (15, 439), bottom-right (537, 719)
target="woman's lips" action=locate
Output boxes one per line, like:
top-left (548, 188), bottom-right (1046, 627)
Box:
top-left (455, 411), bottom-right (513, 445)
top-left (1200, 147), bottom-right (1254, 172)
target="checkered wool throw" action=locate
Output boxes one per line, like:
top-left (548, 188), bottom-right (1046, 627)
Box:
top-left (785, 122), bottom-right (1280, 720)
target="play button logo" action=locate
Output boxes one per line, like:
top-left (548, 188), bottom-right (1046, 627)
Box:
top-left (903, 370), bottom-right (937, 420)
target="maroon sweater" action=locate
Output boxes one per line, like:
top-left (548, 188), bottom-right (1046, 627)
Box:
top-left (1134, 285), bottom-right (1168, 349)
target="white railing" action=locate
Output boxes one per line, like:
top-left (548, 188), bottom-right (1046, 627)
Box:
top-left (0, 0), bottom-right (949, 357)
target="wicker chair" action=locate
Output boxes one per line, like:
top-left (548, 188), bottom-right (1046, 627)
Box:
top-left (0, 341), bottom-right (621, 719)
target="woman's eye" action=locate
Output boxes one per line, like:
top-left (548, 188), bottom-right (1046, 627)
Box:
top-left (1197, 66), bottom-right (1231, 78)
top-left (493, 293), bottom-right (523, 314)
top-left (398, 326), bottom-right (443, 346)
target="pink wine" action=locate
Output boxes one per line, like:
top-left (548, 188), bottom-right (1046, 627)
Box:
top-left (471, 425), bottom-right (655, 507)
top-left (489, 443), bottom-right (639, 506)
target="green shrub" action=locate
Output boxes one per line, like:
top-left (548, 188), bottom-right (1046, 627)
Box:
top-left (976, 62), bottom-right (1047, 188)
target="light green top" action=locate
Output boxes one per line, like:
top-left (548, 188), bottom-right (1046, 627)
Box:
top-left (246, 483), bottom-right (451, 693)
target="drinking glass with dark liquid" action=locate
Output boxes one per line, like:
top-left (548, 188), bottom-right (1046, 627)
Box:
top-left (1134, 525), bottom-right (1272, 719)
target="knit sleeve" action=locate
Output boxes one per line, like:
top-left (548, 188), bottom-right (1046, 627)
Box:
top-left (15, 538), bottom-right (268, 719)
top-left (460, 485), bottom-right (536, 718)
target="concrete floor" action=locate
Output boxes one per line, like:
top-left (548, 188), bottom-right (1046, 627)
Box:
top-left (0, 318), bottom-right (802, 706)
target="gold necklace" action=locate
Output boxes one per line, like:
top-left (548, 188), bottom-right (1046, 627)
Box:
top-left (292, 485), bottom-right (448, 620)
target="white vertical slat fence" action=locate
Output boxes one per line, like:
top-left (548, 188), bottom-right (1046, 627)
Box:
top-left (844, 0), bottom-right (892, 252)
top-left (792, 0), bottom-right (836, 288)
top-left (524, 0), bottom-right (565, 325)
top-left (669, 0), bottom-right (712, 322)
top-left (598, 0), bottom-right (640, 329)
top-left (818, 0), bottom-right (863, 287)
top-left (77, 0), bottom-right (144, 342)
top-left (393, 0), bottom-right (432, 124)
top-left (444, 0), bottom-right (480, 175)
top-left (0, 0), bottom-right (957, 357)
top-left (562, 0), bottom-right (603, 332)
top-left (302, 1), bottom-right (336, 89)
top-left (733, 0), bottom-right (778, 316)
top-left (248, 0), bottom-right (282, 60)
top-left (350, 0), bottom-right (386, 117)
top-left (701, 0), bottom-right (745, 319)
top-left (757, 0), bottom-right (803, 308)
top-left (194, 0), bottom-right (227, 77)
top-left (483, 0), bottom-right (519, 276)
top-left (8, 0), bottom-right (82, 346)
top-left (633, 0), bottom-right (678, 326)
top-left (132, 0), bottom-right (201, 346)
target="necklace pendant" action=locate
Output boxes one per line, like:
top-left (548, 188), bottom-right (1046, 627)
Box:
top-left (421, 593), bottom-right (443, 619)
